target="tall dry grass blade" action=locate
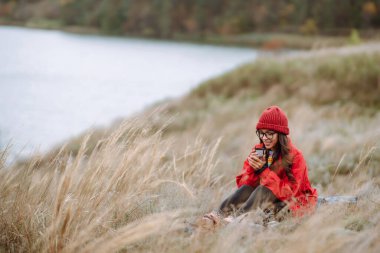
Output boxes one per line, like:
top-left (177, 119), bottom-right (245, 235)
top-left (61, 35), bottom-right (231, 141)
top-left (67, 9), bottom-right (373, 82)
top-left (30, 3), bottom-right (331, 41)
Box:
top-left (351, 146), bottom-right (377, 175)
top-left (331, 153), bottom-right (346, 182)
top-left (68, 212), bottom-right (183, 253)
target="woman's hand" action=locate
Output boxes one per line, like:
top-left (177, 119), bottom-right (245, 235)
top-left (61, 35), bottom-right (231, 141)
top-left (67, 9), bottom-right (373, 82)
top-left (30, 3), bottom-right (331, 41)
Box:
top-left (248, 151), bottom-right (266, 171)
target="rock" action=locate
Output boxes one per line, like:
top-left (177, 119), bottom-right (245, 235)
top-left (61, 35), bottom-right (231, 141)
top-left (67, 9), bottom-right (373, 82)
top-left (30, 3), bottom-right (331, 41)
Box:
top-left (318, 195), bottom-right (358, 206)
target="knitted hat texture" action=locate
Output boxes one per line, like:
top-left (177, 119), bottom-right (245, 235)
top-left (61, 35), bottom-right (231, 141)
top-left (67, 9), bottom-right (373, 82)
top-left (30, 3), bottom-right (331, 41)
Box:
top-left (256, 106), bottom-right (289, 135)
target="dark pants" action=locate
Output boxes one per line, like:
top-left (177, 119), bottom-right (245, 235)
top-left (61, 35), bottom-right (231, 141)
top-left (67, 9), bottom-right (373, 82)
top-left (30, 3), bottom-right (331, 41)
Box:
top-left (219, 185), bottom-right (286, 216)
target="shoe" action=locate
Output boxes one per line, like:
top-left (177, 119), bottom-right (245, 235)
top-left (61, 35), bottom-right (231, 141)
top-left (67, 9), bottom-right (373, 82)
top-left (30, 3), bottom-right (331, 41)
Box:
top-left (197, 211), bottom-right (223, 231)
top-left (202, 211), bottom-right (222, 225)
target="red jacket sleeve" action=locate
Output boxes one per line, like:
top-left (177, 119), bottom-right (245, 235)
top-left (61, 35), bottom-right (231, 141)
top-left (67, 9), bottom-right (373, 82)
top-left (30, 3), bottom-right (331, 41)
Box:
top-left (236, 144), bottom-right (265, 188)
top-left (258, 152), bottom-right (306, 202)
top-left (236, 159), bottom-right (260, 188)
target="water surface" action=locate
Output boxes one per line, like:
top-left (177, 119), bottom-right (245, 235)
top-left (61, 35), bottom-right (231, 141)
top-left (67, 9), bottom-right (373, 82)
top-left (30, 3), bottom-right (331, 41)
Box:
top-left (0, 26), bottom-right (258, 162)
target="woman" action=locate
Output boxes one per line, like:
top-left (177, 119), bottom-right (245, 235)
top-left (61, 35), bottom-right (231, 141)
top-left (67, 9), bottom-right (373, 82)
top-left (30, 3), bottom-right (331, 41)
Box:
top-left (204, 105), bottom-right (318, 224)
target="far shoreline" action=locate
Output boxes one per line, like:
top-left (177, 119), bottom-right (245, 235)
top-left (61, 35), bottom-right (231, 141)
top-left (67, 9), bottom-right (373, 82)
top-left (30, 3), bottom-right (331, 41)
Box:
top-left (0, 20), bottom-right (360, 50)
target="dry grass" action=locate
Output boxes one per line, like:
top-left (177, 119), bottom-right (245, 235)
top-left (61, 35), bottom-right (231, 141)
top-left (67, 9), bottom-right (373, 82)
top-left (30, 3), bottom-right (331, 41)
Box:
top-left (1, 44), bottom-right (380, 253)
top-left (0, 116), bottom-right (225, 252)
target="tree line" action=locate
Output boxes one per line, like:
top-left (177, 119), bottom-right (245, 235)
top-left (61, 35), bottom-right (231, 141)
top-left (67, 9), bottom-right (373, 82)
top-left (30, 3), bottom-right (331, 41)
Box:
top-left (1, 0), bottom-right (379, 37)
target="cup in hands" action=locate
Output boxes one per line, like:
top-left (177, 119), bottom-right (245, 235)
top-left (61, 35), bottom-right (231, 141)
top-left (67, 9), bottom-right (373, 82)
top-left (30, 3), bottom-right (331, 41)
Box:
top-left (248, 148), bottom-right (266, 170)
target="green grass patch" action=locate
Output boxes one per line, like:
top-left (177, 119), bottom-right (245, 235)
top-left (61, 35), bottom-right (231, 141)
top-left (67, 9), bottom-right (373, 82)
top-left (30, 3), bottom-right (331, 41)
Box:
top-left (191, 52), bottom-right (380, 107)
top-left (25, 18), bottom-right (62, 30)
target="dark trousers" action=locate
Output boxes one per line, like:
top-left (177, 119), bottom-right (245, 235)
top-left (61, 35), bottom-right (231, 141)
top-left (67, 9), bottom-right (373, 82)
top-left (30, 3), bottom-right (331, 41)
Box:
top-left (219, 185), bottom-right (286, 216)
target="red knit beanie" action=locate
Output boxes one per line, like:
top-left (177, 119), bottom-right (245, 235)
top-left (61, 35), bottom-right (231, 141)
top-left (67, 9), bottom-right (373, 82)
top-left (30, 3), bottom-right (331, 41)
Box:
top-left (256, 106), bottom-right (289, 135)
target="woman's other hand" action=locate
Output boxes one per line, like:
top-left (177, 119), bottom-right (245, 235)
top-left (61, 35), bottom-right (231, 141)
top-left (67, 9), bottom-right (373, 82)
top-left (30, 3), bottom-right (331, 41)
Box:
top-left (248, 151), bottom-right (266, 171)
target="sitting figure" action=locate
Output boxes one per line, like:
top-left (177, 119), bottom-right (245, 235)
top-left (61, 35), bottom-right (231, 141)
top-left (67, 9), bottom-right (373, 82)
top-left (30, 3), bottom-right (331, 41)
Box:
top-left (204, 105), bottom-right (318, 225)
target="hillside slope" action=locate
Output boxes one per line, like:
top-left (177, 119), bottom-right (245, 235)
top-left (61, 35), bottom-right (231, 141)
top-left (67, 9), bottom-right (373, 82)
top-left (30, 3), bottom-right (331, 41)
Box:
top-left (1, 43), bottom-right (380, 252)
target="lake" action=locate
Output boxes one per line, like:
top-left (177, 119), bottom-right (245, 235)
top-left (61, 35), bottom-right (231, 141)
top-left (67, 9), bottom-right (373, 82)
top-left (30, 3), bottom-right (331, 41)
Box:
top-left (0, 26), bottom-right (259, 163)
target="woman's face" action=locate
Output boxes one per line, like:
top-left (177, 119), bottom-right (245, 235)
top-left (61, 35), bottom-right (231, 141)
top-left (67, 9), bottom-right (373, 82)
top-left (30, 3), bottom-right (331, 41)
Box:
top-left (257, 129), bottom-right (278, 150)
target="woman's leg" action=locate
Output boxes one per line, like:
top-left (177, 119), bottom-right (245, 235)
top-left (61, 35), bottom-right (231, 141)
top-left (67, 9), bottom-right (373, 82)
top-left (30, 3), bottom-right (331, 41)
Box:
top-left (218, 185), bottom-right (255, 215)
top-left (238, 185), bottom-right (282, 214)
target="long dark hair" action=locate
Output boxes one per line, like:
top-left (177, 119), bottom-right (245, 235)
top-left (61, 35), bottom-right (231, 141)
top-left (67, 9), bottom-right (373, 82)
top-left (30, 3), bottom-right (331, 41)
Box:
top-left (261, 133), bottom-right (295, 182)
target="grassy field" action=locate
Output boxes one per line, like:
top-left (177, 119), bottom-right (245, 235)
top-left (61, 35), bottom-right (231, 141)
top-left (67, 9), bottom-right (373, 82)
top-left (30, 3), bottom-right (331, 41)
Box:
top-left (1, 43), bottom-right (380, 252)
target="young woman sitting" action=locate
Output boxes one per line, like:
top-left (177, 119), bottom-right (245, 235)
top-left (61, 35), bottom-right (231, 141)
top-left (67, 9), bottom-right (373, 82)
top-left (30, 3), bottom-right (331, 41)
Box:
top-left (204, 105), bottom-right (318, 225)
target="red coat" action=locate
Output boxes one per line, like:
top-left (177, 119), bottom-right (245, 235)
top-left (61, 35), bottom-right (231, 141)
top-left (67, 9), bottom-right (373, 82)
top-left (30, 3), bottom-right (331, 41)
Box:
top-left (236, 140), bottom-right (318, 215)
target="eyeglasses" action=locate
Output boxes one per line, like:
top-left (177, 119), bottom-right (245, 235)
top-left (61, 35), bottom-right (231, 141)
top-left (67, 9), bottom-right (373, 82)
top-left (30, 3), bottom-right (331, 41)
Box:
top-left (256, 130), bottom-right (276, 140)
